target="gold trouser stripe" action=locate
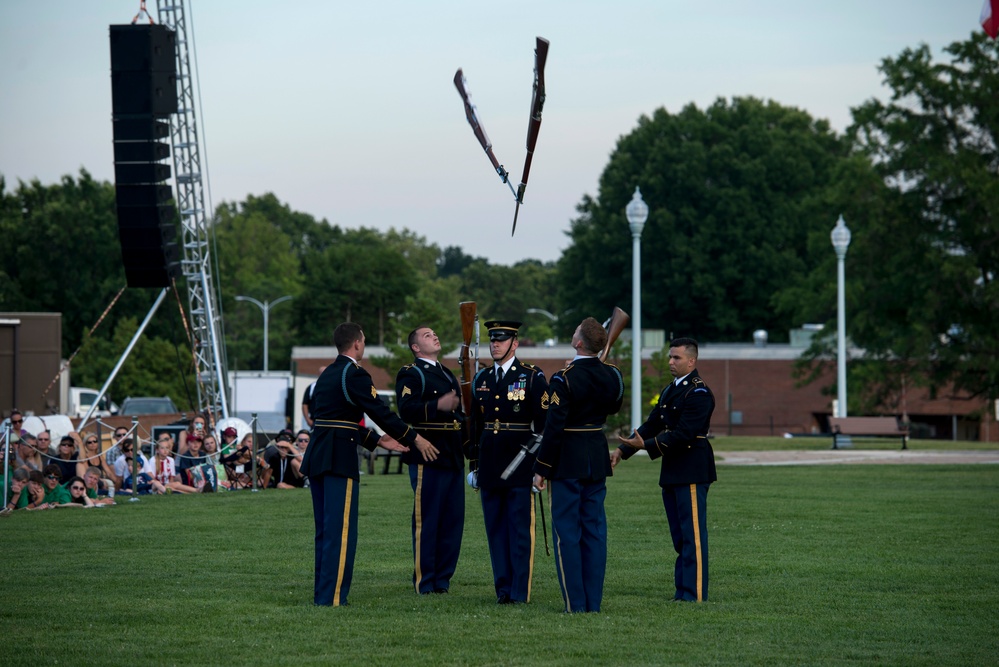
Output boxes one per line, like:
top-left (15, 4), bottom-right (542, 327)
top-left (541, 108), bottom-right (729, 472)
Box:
top-left (564, 427), bottom-right (601, 432)
top-left (413, 465), bottom-right (424, 593)
top-left (333, 478), bottom-right (354, 607)
top-left (689, 484), bottom-right (703, 602)
top-left (551, 483), bottom-right (571, 612)
top-left (527, 492), bottom-right (536, 603)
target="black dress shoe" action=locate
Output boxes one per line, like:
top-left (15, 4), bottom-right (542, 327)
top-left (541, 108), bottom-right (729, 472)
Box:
top-left (433, 588), bottom-right (449, 594)
top-left (497, 594), bottom-right (511, 604)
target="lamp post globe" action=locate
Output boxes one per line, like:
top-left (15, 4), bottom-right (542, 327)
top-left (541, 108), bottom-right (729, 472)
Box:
top-left (626, 187), bottom-right (649, 431)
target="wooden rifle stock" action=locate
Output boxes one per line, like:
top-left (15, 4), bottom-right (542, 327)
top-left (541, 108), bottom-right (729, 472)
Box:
top-left (599, 306), bottom-right (630, 362)
top-left (458, 302), bottom-right (478, 465)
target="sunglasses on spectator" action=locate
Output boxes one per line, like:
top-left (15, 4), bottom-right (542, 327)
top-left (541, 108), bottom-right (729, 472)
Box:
top-left (70, 485), bottom-right (85, 491)
top-left (115, 432), bottom-right (128, 438)
top-left (46, 474), bottom-right (59, 480)
top-left (11, 419), bottom-right (22, 424)
top-left (296, 437), bottom-right (309, 442)
top-left (85, 439), bottom-right (98, 444)
top-left (64, 442), bottom-right (78, 447)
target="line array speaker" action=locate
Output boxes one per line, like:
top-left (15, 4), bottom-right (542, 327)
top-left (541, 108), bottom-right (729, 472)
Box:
top-left (109, 23), bottom-right (180, 289)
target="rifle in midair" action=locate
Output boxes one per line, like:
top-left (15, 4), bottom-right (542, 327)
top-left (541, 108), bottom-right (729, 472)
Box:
top-left (453, 71), bottom-right (517, 201)
top-left (454, 36), bottom-right (550, 236)
top-left (512, 36), bottom-right (549, 236)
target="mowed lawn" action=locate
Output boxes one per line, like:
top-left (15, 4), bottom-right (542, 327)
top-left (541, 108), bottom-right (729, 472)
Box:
top-left (1, 455), bottom-right (996, 666)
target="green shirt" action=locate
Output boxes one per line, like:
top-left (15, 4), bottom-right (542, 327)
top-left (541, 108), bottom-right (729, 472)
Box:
top-left (43, 484), bottom-right (71, 505)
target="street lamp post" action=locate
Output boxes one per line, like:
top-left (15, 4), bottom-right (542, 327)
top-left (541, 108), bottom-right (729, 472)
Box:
top-left (830, 215), bottom-right (851, 418)
top-left (526, 307), bottom-right (559, 344)
top-left (626, 187), bottom-right (649, 431)
top-left (234, 295), bottom-right (292, 371)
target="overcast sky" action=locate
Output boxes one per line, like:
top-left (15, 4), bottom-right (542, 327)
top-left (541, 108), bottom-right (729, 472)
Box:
top-left (0, 1), bottom-right (980, 265)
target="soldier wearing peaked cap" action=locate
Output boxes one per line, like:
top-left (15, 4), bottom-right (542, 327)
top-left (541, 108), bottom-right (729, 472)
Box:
top-left (612, 337), bottom-right (717, 603)
top-left (396, 325), bottom-right (467, 595)
top-left (471, 320), bottom-right (548, 604)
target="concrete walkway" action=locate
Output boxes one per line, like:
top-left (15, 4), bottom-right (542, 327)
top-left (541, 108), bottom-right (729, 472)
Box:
top-left (715, 449), bottom-right (999, 466)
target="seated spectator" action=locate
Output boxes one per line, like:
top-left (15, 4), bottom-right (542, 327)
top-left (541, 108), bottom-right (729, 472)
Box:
top-left (15, 432), bottom-right (45, 472)
top-left (35, 430), bottom-right (54, 457)
top-left (176, 434), bottom-right (207, 473)
top-left (40, 464), bottom-right (71, 505)
top-left (289, 430), bottom-right (310, 486)
top-left (101, 426), bottom-right (131, 471)
top-left (52, 435), bottom-right (79, 482)
top-left (5, 409), bottom-right (24, 436)
top-left (113, 438), bottom-right (164, 495)
top-left (77, 432), bottom-right (116, 481)
top-left (3, 468), bottom-right (30, 513)
top-left (56, 476), bottom-right (95, 507)
top-left (149, 435), bottom-right (199, 494)
top-left (221, 432), bottom-right (256, 489)
top-left (261, 430), bottom-right (307, 489)
top-left (178, 413), bottom-right (212, 456)
top-left (219, 426), bottom-right (240, 456)
top-left (201, 434), bottom-right (230, 490)
top-left (83, 466), bottom-right (115, 505)
top-left (23, 470), bottom-right (50, 510)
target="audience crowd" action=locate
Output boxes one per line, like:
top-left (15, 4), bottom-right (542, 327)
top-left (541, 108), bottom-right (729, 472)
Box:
top-left (2, 408), bottom-right (311, 515)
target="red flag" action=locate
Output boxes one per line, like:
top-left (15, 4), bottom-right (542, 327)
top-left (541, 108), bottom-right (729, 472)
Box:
top-left (983, 0), bottom-right (999, 39)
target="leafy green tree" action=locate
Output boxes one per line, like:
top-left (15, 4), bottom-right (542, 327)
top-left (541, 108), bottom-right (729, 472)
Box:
top-left (0, 171), bottom-right (139, 351)
top-left (0, 171), bottom-right (195, 403)
top-left (778, 33), bottom-right (999, 413)
top-left (458, 259), bottom-right (558, 343)
top-left (558, 97), bottom-right (850, 343)
top-left (296, 228), bottom-right (418, 347)
top-left (213, 207), bottom-right (304, 371)
top-left (843, 32), bottom-right (999, 405)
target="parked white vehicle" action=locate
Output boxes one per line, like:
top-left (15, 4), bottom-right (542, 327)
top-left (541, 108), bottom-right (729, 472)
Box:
top-left (68, 387), bottom-right (119, 419)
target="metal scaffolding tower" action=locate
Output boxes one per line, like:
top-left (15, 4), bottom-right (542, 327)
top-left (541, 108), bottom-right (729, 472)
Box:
top-left (156, 0), bottom-right (229, 421)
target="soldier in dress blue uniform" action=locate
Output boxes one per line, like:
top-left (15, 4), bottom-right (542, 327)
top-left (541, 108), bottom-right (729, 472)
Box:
top-left (471, 320), bottom-right (548, 604)
top-left (532, 317), bottom-right (624, 613)
top-left (300, 323), bottom-right (437, 607)
top-left (396, 325), bottom-right (468, 595)
top-left (613, 337), bottom-right (716, 602)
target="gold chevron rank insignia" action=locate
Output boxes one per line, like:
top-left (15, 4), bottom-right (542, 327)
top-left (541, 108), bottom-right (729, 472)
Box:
top-left (371, 386), bottom-right (378, 398)
top-left (402, 386), bottom-right (412, 397)
top-left (550, 393), bottom-right (560, 406)
top-left (541, 390), bottom-right (550, 410)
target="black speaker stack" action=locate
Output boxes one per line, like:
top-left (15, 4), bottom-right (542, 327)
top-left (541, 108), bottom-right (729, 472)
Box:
top-left (109, 24), bottom-right (180, 288)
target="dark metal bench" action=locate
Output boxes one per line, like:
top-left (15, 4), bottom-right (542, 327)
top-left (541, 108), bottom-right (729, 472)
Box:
top-left (829, 416), bottom-right (909, 450)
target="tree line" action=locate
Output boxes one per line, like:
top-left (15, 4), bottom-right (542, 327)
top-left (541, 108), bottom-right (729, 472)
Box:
top-left (1, 32), bottom-right (995, 415)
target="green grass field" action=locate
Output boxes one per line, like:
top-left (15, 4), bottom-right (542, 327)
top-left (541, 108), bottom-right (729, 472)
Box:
top-left (1, 454), bottom-right (997, 666)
